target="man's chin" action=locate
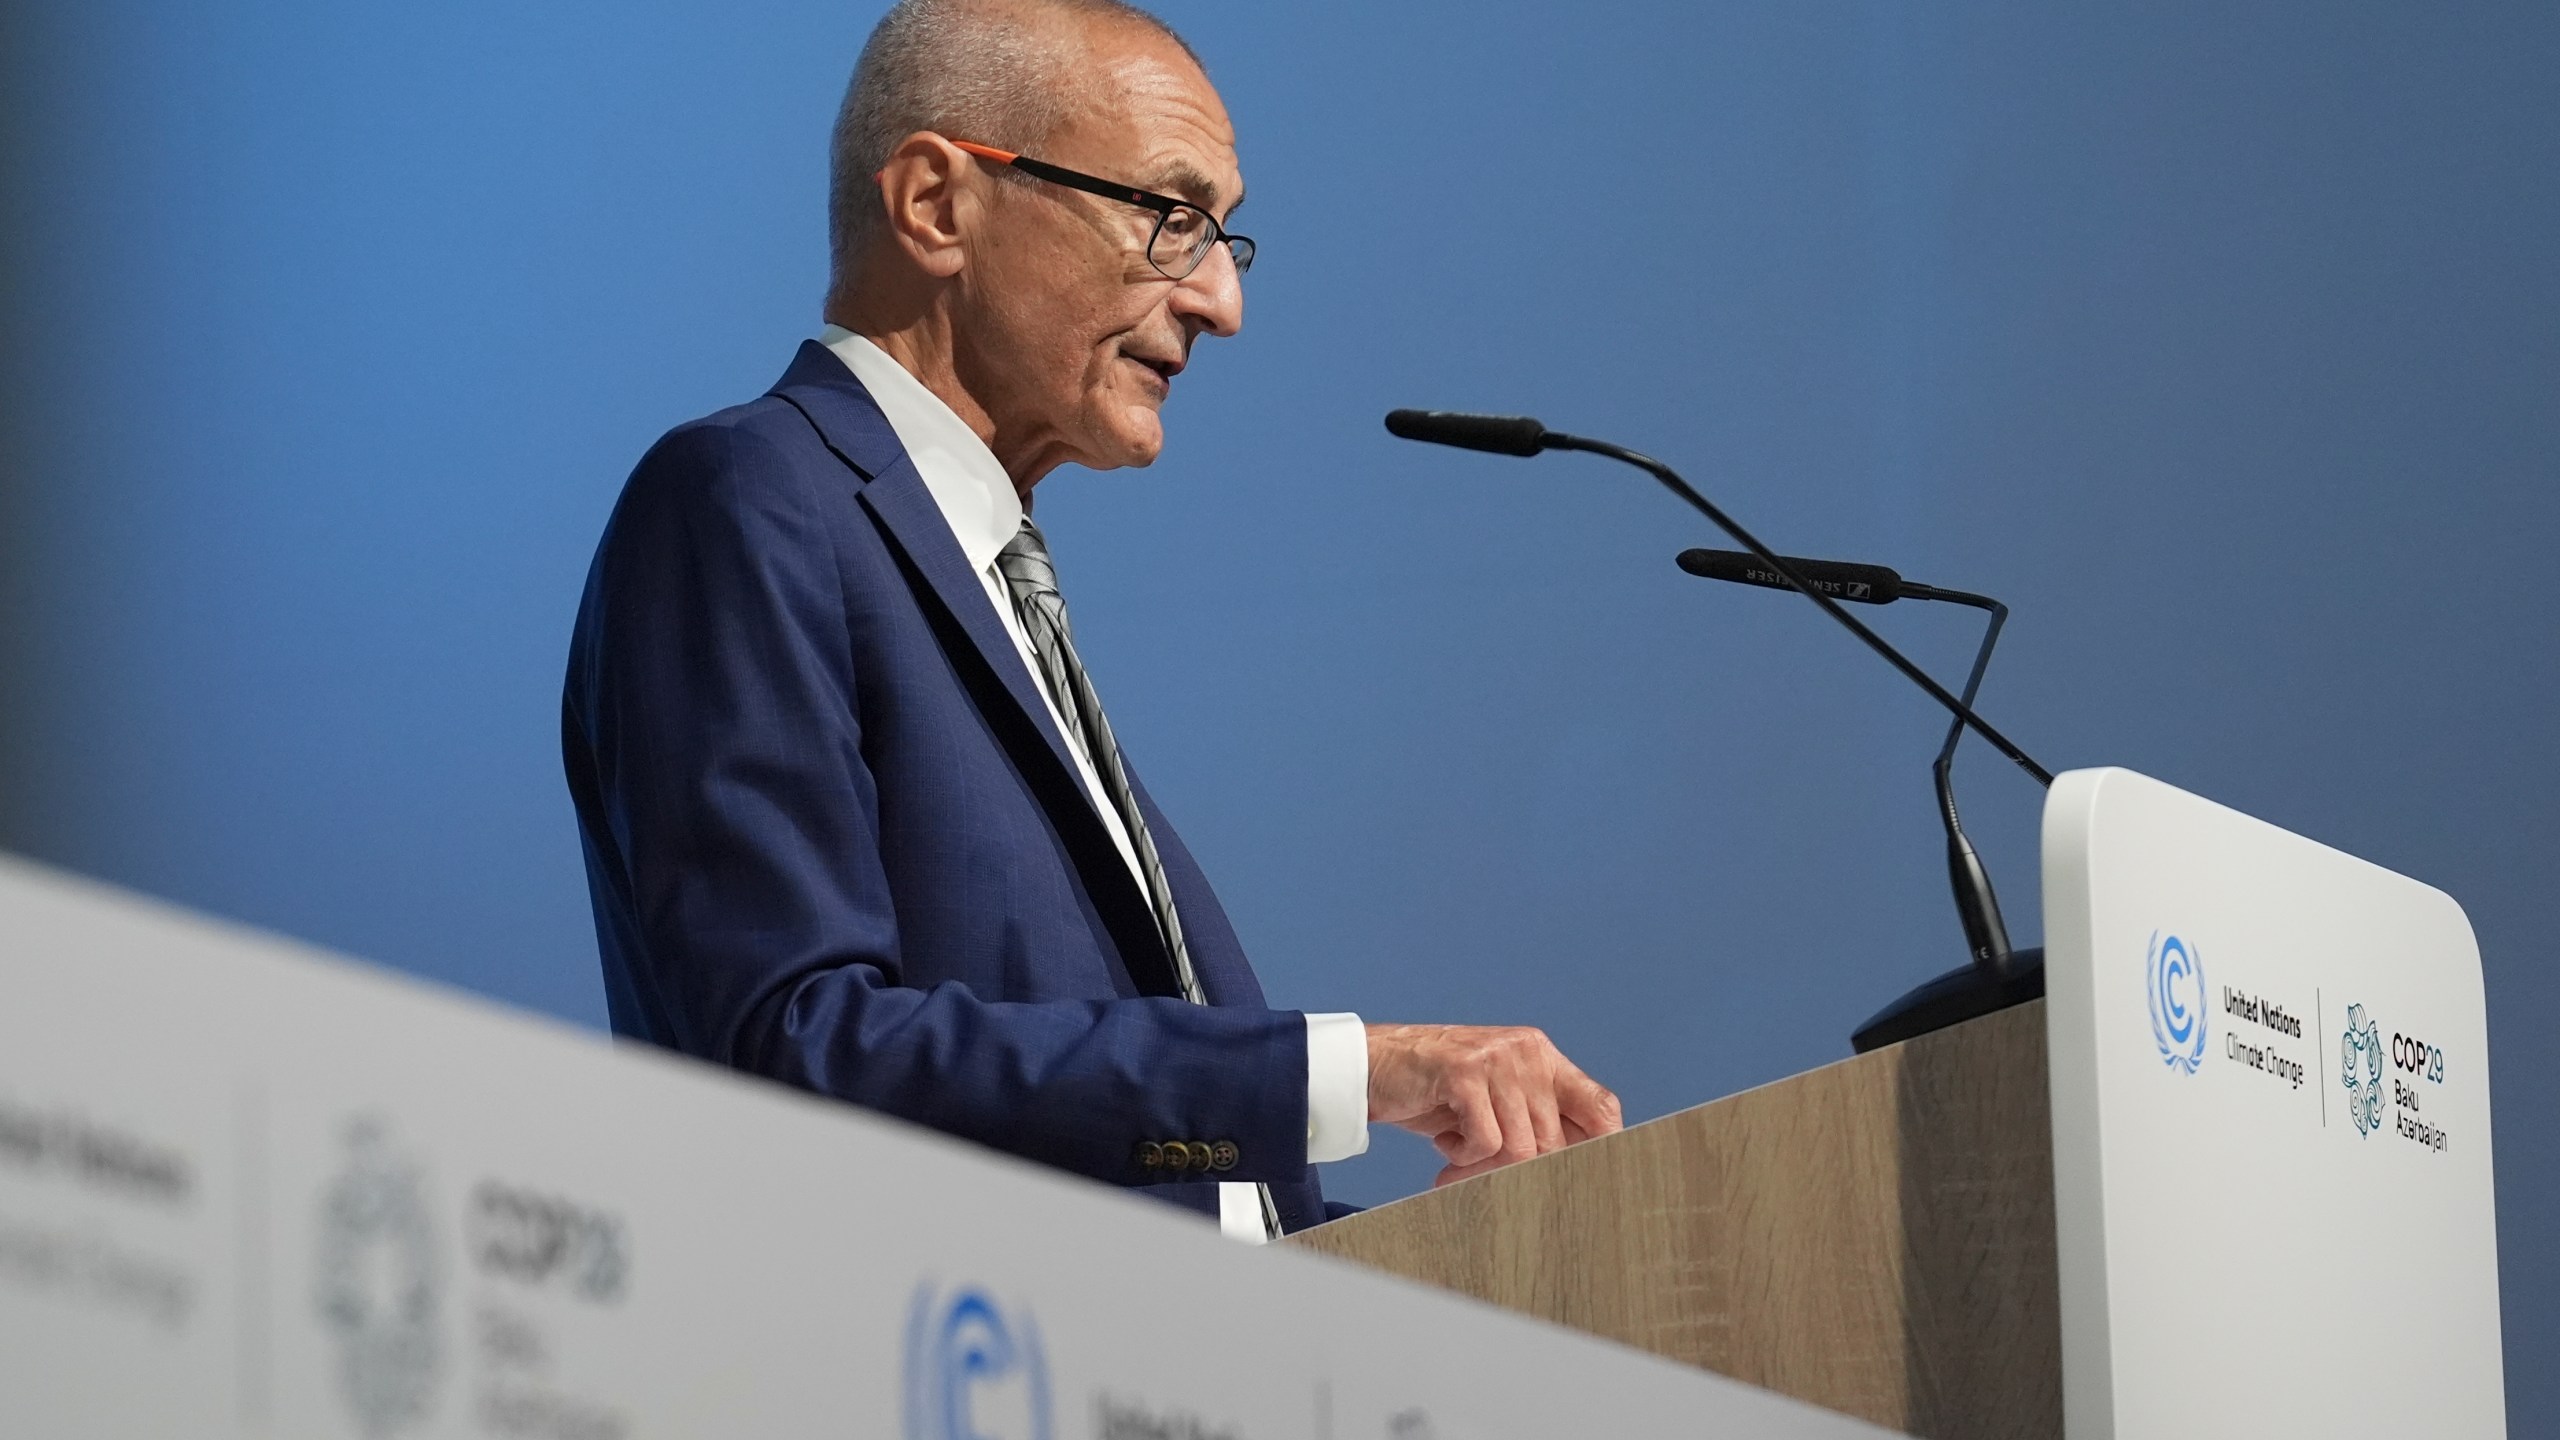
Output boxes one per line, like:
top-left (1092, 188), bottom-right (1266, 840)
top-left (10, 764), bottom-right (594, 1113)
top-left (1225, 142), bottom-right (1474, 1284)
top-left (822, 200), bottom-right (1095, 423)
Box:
top-left (1098, 406), bottom-right (1167, 469)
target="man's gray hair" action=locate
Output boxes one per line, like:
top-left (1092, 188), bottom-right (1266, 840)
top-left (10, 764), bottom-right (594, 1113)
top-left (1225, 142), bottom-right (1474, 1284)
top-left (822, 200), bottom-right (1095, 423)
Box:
top-left (826, 0), bottom-right (1195, 298)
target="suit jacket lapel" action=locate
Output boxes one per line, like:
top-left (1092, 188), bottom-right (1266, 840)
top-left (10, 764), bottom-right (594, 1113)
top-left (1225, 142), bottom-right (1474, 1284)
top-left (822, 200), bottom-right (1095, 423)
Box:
top-left (767, 343), bottom-right (1182, 995)
top-left (770, 343), bottom-right (1081, 776)
top-left (858, 466), bottom-right (1087, 776)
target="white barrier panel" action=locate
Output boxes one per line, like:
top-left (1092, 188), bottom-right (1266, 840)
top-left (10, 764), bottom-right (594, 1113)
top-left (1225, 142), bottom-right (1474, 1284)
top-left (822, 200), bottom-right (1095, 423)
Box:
top-left (2043, 768), bottom-right (2504, 1438)
top-left (0, 855), bottom-right (1884, 1438)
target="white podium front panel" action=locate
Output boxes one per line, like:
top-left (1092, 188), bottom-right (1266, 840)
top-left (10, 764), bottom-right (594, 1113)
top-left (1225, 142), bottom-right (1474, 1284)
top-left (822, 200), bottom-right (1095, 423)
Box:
top-left (2042, 768), bottom-right (2503, 1439)
top-left (0, 855), bottom-right (1887, 1439)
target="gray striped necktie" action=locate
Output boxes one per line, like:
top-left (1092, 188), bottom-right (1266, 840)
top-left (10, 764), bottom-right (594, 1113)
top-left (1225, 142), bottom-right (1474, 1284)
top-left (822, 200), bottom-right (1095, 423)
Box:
top-left (994, 518), bottom-right (1280, 1238)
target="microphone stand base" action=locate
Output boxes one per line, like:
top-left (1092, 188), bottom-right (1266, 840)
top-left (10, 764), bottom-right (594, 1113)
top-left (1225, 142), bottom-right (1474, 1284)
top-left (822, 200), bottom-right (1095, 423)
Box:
top-left (1849, 948), bottom-right (2045, 1054)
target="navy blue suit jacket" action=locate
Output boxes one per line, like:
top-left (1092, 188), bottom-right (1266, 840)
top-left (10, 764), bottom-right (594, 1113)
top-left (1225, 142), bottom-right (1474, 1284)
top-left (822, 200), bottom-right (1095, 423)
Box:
top-left (563, 342), bottom-right (1331, 1230)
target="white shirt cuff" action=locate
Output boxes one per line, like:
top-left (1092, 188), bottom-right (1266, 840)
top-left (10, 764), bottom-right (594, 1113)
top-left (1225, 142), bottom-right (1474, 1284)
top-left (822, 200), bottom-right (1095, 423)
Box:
top-left (1303, 1012), bottom-right (1370, 1164)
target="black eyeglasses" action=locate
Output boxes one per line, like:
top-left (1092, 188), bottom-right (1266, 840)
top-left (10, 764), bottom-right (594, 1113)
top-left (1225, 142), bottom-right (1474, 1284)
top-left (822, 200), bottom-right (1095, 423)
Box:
top-left (950, 139), bottom-right (1254, 281)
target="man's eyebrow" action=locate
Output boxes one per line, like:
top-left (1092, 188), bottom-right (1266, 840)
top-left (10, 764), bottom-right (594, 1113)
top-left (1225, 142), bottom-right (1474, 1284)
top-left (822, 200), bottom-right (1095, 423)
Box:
top-left (1144, 160), bottom-right (1239, 216)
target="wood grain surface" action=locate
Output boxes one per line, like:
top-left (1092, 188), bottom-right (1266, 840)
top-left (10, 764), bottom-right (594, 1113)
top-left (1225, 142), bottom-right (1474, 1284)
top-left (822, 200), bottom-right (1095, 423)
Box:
top-left (1286, 1001), bottom-right (2061, 1439)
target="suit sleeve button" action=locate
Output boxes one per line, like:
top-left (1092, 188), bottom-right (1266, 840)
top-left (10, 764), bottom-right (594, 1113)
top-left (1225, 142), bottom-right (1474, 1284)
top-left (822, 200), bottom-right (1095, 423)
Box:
top-left (1159, 1141), bottom-right (1189, 1173)
top-left (1184, 1141), bottom-right (1215, 1173)
top-left (1135, 1141), bottom-right (1163, 1171)
top-left (1209, 1140), bottom-right (1239, 1172)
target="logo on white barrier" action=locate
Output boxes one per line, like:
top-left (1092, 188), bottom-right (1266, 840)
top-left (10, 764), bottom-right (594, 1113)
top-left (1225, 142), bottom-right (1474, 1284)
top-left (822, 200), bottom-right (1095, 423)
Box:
top-left (905, 1281), bottom-right (1052, 1440)
top-left (2341, 1003), bottom-right (2386, 1137)
top-left (2146, 931), bottom-right (2208, 1074)
top-left (313, 1117), bottom-right (444, 1437)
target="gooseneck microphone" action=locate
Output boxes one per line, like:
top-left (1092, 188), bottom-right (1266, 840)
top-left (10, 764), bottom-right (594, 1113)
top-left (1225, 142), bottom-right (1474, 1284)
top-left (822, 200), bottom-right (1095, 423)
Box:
top-left (1675, 548), bottom-right (1905, 605)
top-left (1383, 409), bottom-right (1547, 457)
top-left (1680, 548), bottom-right (2036, 1050)
top-left (1387, 408), bottom-right (2058, 1052)
top-left (1385, 410), bottom-right (2053, 787)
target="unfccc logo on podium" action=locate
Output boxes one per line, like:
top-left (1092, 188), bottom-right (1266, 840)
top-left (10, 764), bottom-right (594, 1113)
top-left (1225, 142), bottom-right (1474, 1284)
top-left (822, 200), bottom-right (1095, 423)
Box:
top-left (2146, 931), bottom-right (2208, 1074)
top-left (903, 1281), bottom-right (1051, 1440)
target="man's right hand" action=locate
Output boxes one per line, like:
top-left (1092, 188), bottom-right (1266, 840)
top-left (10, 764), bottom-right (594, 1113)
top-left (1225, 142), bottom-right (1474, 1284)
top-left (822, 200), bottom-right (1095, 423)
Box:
top-left (1364, 1023), bottom-right (1623, 1188)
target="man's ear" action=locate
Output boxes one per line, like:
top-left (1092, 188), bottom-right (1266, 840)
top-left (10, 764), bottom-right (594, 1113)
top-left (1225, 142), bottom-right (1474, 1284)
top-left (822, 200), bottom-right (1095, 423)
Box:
top-left (875, 132), bottom-right (974, 279)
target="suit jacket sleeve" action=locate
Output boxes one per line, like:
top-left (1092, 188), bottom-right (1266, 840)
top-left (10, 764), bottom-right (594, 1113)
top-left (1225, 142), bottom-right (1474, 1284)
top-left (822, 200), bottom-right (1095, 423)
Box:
top-left (566, 419), bottom-right (1309, 1188)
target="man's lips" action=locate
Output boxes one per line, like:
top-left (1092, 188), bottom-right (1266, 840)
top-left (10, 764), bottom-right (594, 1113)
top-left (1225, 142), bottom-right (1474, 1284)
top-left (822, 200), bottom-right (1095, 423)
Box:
top-left (1123, 352), bottom-right (1182, 392)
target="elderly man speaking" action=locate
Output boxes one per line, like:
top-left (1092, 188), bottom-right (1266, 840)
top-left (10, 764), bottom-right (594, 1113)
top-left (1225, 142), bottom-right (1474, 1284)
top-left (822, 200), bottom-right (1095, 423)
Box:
top-left (562, 0), bottom-right (1620, 1239)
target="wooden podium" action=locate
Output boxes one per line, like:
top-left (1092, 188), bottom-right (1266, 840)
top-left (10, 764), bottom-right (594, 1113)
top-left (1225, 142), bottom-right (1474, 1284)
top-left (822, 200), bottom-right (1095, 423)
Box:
top-left (1288, 1001), bottom-right (2060, 1439)
top-left (1289, 770), bottom-right (2507, 1439)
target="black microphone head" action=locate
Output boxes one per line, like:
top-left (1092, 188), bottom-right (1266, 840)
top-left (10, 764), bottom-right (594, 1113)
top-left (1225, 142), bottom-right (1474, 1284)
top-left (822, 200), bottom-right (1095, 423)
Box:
top-left (1676, 547), bottom-right (1903, 605)
top-left (1384, 409), bottom-right (1549, 457)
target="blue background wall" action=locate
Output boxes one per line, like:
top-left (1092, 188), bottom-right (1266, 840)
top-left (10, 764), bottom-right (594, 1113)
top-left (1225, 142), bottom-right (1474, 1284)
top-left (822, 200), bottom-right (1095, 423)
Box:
top-left (3, 0), bottom-right (2552, 1420)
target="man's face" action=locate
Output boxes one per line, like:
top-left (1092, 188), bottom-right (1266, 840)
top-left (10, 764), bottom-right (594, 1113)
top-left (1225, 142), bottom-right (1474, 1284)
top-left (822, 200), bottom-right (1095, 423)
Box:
top-left (952, 27), bottom-right (1245, 478)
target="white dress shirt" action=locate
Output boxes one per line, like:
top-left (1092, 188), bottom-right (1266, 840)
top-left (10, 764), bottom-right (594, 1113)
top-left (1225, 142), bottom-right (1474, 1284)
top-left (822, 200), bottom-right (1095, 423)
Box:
top-left (819, 329), bottom-right (1369, 1242)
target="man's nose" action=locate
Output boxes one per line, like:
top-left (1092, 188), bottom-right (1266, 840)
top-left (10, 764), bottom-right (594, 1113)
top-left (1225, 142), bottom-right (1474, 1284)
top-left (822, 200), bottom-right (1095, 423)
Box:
top-left (1169, 243), bottom-right (1244, 338)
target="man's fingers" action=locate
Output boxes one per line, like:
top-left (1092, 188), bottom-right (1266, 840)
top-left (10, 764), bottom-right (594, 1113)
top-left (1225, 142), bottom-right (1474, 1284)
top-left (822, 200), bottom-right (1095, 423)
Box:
top-left (1525, 1073), bottom-right (1565, 1155)
top-left (1492, 1085), bottom-right (1539, 1165)
top-left (1442, 1078), bottom-right (1502, 1168)
top-left (1433, 1154), bottom-right (1507, 1188)
top-left (1397, 1104), bottom-right (1463, 1140)
top-left (1432, 1144), bottom-right (1526, 1188)
top-left (1367, 1021), bottom-right (1620, 1168)
top-left (1560, 1067), bottom-right (1624, 1138)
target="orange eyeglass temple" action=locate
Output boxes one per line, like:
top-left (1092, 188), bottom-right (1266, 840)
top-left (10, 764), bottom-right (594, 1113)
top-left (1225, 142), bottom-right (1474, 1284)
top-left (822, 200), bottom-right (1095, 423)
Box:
top-left (873, 140), bottom-right (1021, 183)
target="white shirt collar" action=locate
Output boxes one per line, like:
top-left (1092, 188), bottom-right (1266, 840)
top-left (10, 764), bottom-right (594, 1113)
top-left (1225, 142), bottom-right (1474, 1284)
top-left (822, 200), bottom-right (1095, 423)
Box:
top-left (819, 326), bottom-right (1024, 575)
